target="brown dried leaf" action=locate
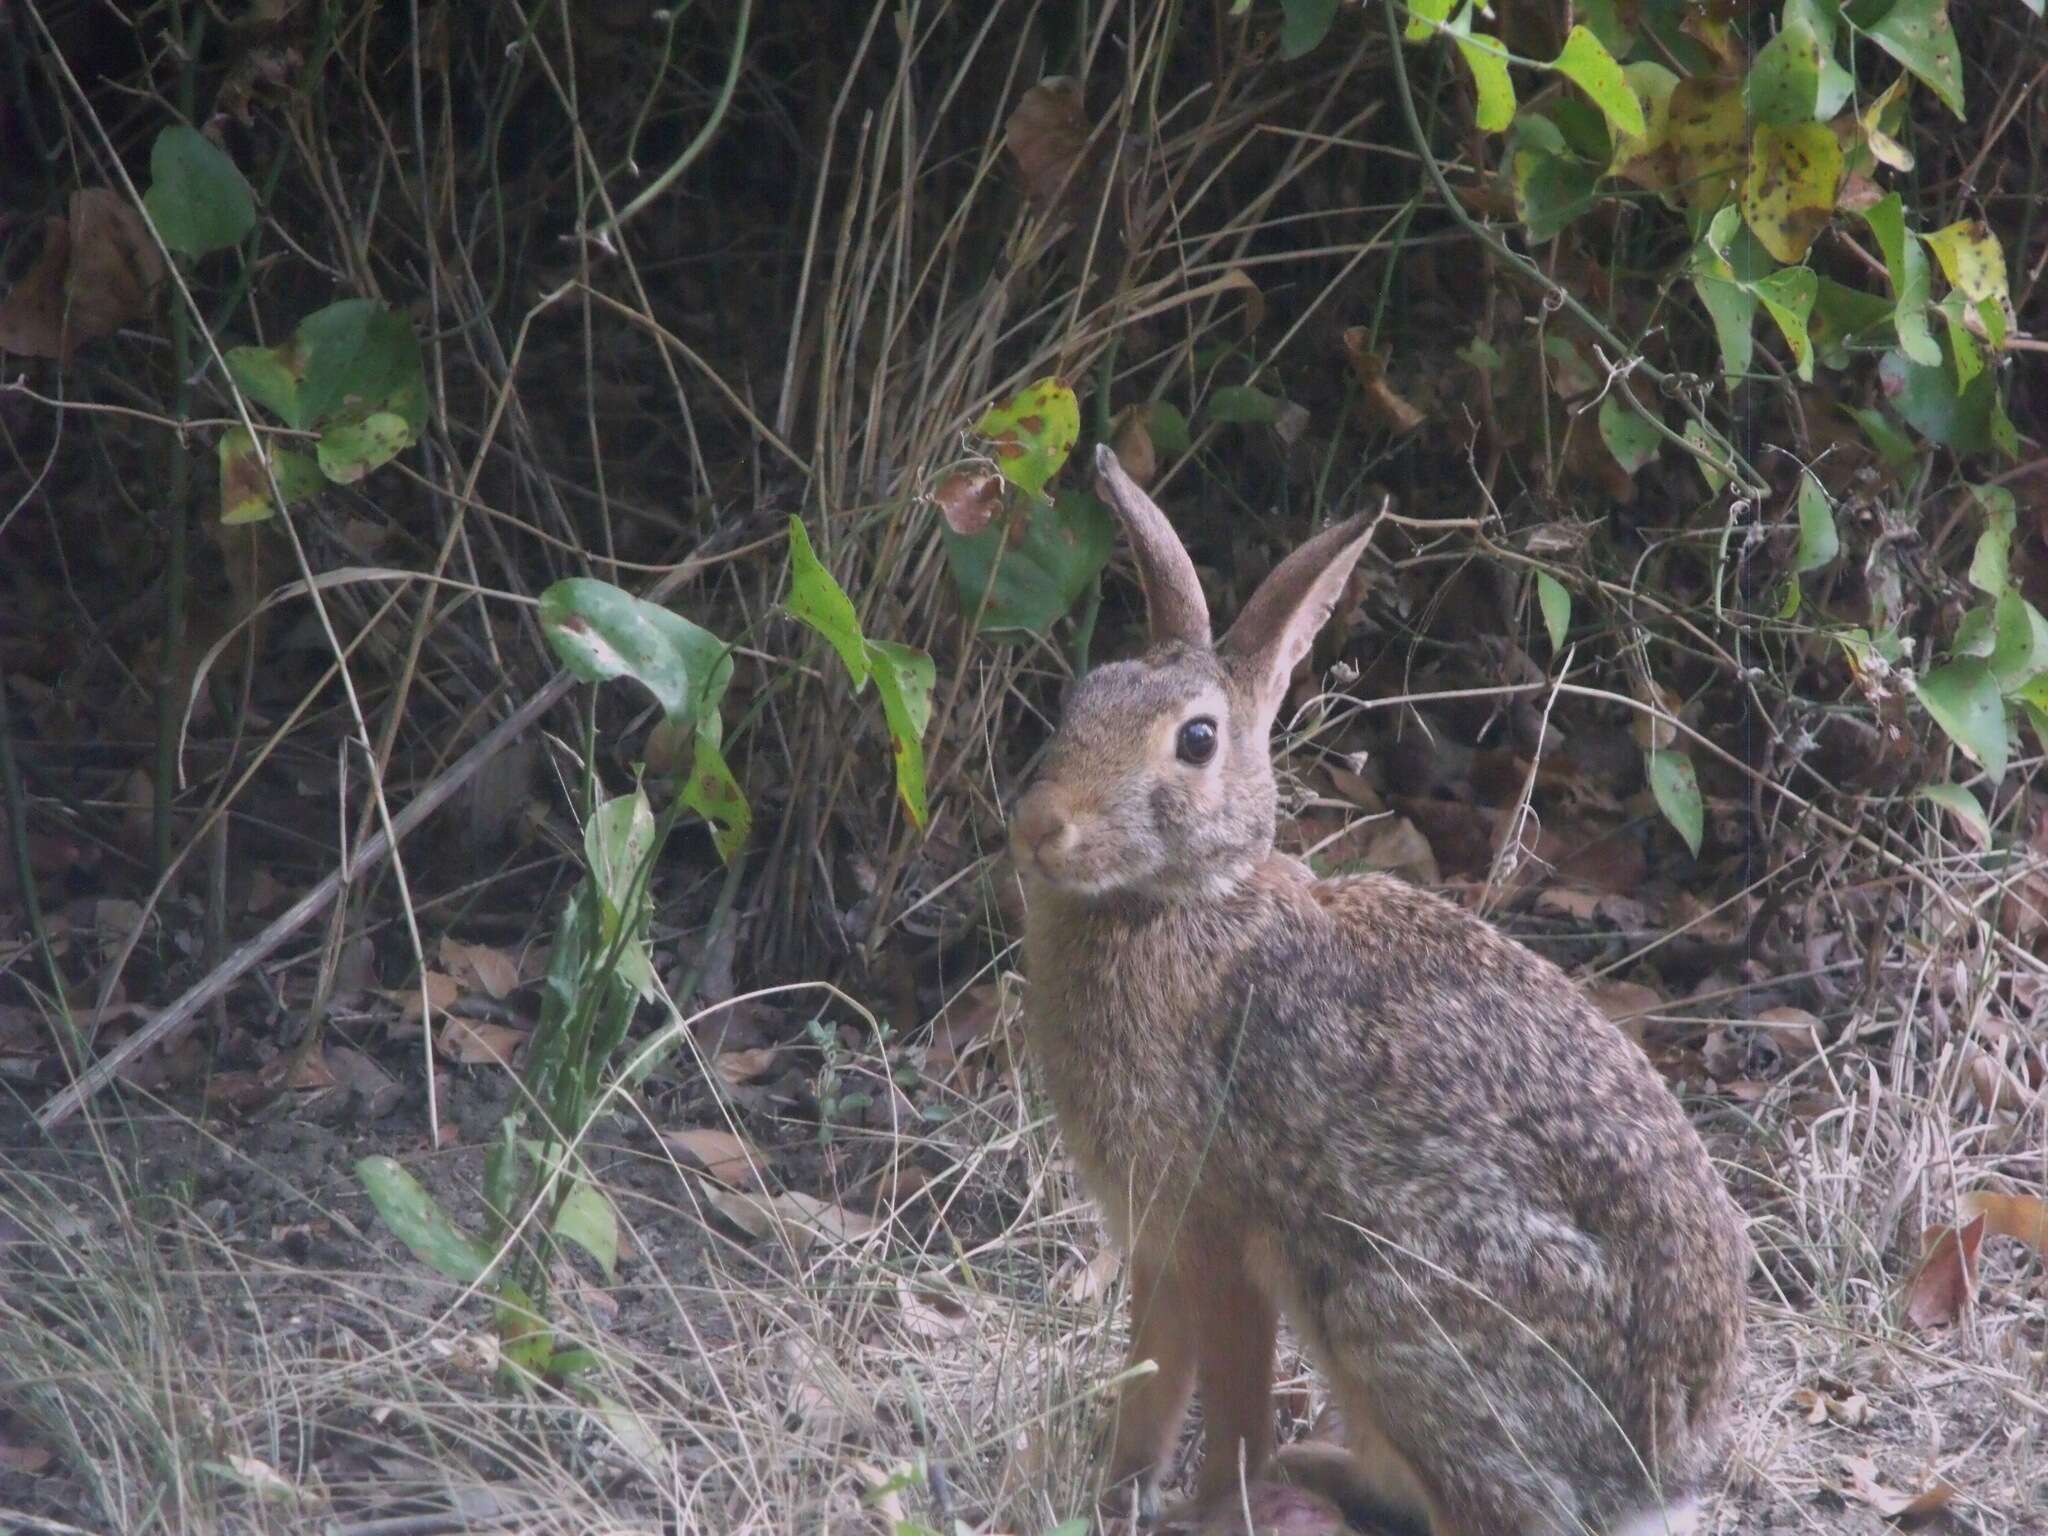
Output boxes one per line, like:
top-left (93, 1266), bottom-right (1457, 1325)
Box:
top-left (700, 1184), bottom-right (879, 1251)
top-left (932, 469), bottom-right (1004, 535)
top-left (1063, 1246), bottom-right (1122, 1304)
top-left (711, 1045), bottom-right (781, 1085)
top-left (1902, 1213), bottom-right (1986, 1330)
top-left (1834, 1456), bottom-right (1959, 1527)
top-left (895, 1280), bottom-right (974, 1340)
top-left (1961, 1188), bottom-right (2048, 1259)
top-left (1343, 328), bottom-right (1426, 435)
top-left (1584, 980), bottom-right (1662, 1042)
top-left (661, 1126), bottom-right (768, 1190)
top-left (0, 191), bottom-right (164, 360)
top-left (1109, 405), bottom-right (1159, 488)
top-left (438, 936), bottom-right (520, 999)
top-left (1006, 77), bottom-right (1090, 211)
top-left (394, 970), bottom-right (461, 1025)
top-left (436, 1017), bottom-right (525, 1067)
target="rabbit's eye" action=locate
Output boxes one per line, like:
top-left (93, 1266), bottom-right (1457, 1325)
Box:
top-left (1175, 716), bottom-right (1219, 766)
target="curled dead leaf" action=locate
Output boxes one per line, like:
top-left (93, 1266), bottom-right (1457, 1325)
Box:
top-left (711, 1045), bottom-right (781, 1085)
top-left (438, 937), bottom-right (520, 999)
top-left (932, 469), bottom-right (1004, 535)
top-left (1006, 77), bottom-right (1090, 211)
top-left (661, 1125), bottom-right (769, 1190)
top-left (1834, 1456), bottom-right (1958, 1527)
top-left (1960, 1188), bottom-right (2048, 1258)
top-left (436, 1017), bottom-right (525, 1067)
top-left (700, 1183), bottom-right (879, 1252)
top-left (1902, 1213), bottom-right (1986, 1331)
top-left (0, 190), bottom-right (164, 360)
top-left (1343, 328), bottom-right (1426, 435)
top-left (1109, 405), bottom-right (1159, 488)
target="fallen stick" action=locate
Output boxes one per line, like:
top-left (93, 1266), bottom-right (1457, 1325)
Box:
top-left (35, 668), bottom-right (577, 1131)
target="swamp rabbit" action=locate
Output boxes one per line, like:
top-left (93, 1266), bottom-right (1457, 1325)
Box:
top-left (1007, 447), bottom-right (1750, 1536)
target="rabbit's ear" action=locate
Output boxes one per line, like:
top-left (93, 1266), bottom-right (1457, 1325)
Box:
top-left (1219, 511), bottom-right (1374, 724)
top-left (1093, 445), bottom-right (1211, 647)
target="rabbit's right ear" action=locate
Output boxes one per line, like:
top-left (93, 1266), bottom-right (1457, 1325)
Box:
top-left (1094, 446), bottom-right (1211, 647)
top-left (1219, 509), bottom-right (1376, 729)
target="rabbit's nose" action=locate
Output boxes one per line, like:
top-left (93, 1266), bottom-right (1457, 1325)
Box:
top-left (1010, 792), bottom-right (1076, 864)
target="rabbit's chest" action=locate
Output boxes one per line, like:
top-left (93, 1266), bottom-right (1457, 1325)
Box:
top-left (1023, 918), bottom-right (1239, 1241)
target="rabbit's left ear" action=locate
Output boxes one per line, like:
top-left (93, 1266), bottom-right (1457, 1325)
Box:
top-left (1219, 510), bottom-right (1375, 728)
top-left (1093, 445), bottom-right (1211, 648)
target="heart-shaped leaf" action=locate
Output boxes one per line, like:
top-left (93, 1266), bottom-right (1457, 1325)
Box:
top-left (539, 579), bottom-right (733, 728)
top-left (784, 516), bottom-right (870, 689)
top-left (144, 124), bottom-right (255, 258)
top-left (1646, 749), bottom-right (1704, 857)
top-left (1915, 659), bottom-right (2008, 781)
top-left (976, 377), bottom-right (1079, 500)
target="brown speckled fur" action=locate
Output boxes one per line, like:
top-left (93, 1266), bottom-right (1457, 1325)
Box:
top-left (1008, 449), bottom-right (1750, 1536)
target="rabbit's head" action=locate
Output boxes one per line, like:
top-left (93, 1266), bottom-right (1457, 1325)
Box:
top-left (1010, 447), bottom-right (1374, 902)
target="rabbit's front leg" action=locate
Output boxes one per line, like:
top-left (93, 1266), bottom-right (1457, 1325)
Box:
top-left (1105, 1244), bottom-right (1200, 1518)
top-left (1190, 1262), bottom-right (1277, 1508)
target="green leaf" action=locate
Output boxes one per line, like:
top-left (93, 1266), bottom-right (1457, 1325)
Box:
top-left (494, 1278), bottom-right (553, 1375)
top-left (1745, 18), bottom-right (1823, 126)
top-left (1915, 658), bottom-right (2008, 781)
top-left (778, 520), bottom-right (868, 688)
top-left (1510, 116), bottom-right (1598, 242)
top-left (143, 124), bottom-right (255, 258)
top-left (680, 718), bottom-right (751, 864)
top-left (1970, 488), bottom-right (2014, 594)
top-left (316, 411), bottom-right (410, 484)
top-left (1535, 572), bottom-right (1570, 654)
top-left (585, 790), bottom-right (656, 921)
top-left (975, 377), bottom-right (1080, 500)
top-left (784, 516), bottom-right (870, 690)
top-left (1846, 405), bottom-right (1917, 473)
top-left (945, 487), bottom-right (1115, 635)
top-left (292, 299), bottom-right (426, 434)
top-left (1206, 384), bottom-right (1285, 426)
top-left (553, 1180), bottom-right (619, 1280)
top-left (1751, 266), bottom-right (1818, 381)
top-left (1854, 0), bottom-right (1964, 118)
top-left (1279, 0), bottom-right (1340, 58)
top-left (1144, 400), bottom-right (1192, 455)
top-left (1880, 344), bottom-right (1995, 455)
top-left (1402, 0), bottom-right (1457, 41)
top-left (1683, 419), bottom-right (1729, 493)
top-left (1988, 590), bottom-right (2048, 693)
top-left (1597, 395), bottom-right (1661, 477)
top-left (218, 427), bottom-right (323, 524)
top-left (538, 579), bottom-right (734, 727)
top-left (1937, 293), bottom-right (1983, 393)
top-left (1691, 273), bottom-right (1756, 390)
top-left (1452, 31), bottom-right (1516, 133)
top-left (1860, 194), bottom-right (1938, 367)
top-left (224, 340), bottom-right (310, 430)
top-left (483, 1118), bottom-right (525, 1239)
top-left (356, 1156), bottom-right (494, 1285)
top-left (1919, 783), bottom-right (1990, 847)
top-left (1551, 25), bottom-right (1645, 140)
top-left (866, 638), bottom-right (935, 829)
top-left (1792, 472), bottom-right (1838, 574)
top-left (225, 300), bottom-right (426, 454)
top-left (1646, 750), bottom-right (1704, 857)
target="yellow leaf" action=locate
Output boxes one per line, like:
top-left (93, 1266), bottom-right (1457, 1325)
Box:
top-left (1742, 121), bottom-right (1843, 263)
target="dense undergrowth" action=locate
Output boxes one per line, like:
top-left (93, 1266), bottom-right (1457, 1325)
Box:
top-left (2, 1), bottom-right (2045, 1532)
